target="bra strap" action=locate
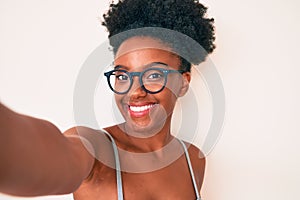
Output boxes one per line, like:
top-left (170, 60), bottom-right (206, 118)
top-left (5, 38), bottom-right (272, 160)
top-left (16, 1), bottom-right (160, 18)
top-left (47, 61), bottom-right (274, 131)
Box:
top-left (178, 139), bottom-right (201, 200)
top-left (101, 130), bottom-right (124, 200)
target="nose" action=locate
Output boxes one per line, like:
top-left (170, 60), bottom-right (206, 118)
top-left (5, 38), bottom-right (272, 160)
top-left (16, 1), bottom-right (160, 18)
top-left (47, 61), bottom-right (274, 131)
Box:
top-left (128, 76), bottom-right (147, 98)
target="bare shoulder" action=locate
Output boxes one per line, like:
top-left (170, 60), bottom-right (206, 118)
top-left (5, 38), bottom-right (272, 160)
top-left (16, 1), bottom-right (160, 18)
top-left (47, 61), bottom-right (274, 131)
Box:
top-left (63, 126), bottom-right (101, 154)
top-left (64, 126), bottom-right (116, 180)
top-left (186, 142), bottom-right (205, 160)
top-left (64, 126), bottom-right (100, 136)
top-left (182, 141), bottom-right (206, 189)
top-left (63, 126), bottom-right (109, 147)
top-left (181, 140), bottom-right (205, 160)
top-left (63, 126), bottom-right (113, 159)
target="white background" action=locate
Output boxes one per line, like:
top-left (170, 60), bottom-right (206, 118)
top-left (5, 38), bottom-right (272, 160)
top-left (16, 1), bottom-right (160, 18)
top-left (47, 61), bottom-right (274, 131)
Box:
top-left (1, 0), bottom-right (300, 199)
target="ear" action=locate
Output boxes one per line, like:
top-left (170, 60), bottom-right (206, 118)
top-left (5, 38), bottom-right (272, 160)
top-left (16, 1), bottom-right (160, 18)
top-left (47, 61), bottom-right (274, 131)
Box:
top-left (178, 72), bottom-right (191, 97)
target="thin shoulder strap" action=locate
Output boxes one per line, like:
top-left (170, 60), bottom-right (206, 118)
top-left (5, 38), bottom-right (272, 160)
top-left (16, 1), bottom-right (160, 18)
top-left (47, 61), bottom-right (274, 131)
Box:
top-left (101, 129), bottom-right (124, 200)
top-left (178, 139), bottom-right (201, 200)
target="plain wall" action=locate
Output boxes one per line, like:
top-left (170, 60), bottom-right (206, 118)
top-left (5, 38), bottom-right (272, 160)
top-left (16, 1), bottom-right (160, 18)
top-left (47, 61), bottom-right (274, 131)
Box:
top-left (0, 0), bottom-right (299, 199)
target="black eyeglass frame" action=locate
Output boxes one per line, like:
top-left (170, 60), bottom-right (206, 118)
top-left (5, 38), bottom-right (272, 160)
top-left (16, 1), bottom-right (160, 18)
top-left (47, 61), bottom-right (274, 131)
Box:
top-left (104, 66), bottom-right (185, 94)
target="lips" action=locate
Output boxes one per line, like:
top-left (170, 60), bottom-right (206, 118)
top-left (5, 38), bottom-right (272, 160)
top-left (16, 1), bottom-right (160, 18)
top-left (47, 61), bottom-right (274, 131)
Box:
top-left (128, 103), bottom-right (157, 118)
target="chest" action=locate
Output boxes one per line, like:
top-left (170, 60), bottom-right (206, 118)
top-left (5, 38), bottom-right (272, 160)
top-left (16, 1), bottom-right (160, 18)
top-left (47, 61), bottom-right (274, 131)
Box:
top-left (73, 157), bottom-right (198, 200)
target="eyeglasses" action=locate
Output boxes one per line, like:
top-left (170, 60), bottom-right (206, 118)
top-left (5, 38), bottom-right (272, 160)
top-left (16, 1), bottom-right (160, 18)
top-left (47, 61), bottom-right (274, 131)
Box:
top-left (104, 63), bottom-right (185, 94)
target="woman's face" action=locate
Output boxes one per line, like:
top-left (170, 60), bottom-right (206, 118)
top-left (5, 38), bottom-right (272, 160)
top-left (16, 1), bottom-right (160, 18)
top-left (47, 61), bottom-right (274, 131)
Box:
top-left (114, 36), bottom-right (190, 137)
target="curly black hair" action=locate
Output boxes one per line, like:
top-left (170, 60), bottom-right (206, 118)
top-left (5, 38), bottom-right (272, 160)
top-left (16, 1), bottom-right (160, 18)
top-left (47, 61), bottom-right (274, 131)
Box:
top-left (102, 0), bottom-right (216, 71)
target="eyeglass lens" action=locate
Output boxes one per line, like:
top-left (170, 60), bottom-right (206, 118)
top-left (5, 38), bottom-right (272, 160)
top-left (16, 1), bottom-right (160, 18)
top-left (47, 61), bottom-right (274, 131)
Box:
top-left (109, 68), bottom-right (166, 94)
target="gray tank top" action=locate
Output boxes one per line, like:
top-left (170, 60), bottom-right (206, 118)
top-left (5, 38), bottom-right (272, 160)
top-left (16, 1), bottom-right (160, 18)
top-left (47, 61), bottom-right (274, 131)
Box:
top-left (102, 129), bottom-right (201, 200)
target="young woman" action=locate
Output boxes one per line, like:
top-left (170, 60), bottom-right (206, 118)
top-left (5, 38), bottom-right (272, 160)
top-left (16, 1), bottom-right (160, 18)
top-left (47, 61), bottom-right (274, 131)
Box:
top-left (0, 0), bottom-right (215, 199)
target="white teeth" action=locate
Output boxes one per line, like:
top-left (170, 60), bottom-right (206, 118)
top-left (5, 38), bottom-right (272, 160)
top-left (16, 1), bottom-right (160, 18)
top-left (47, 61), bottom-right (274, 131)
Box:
top-left (130, 104), bottom-right (155, 112)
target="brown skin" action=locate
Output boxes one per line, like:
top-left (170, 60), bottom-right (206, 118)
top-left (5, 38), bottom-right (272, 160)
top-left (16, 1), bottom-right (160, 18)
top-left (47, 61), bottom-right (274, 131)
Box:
top-left (0, 104), bottom-right (94, 196)
top-left (71, 126), bottom-right (205, 200)
top-left (0, 37), bottom-right (205, 199)
top-left (71, 37), bottom-right (206, 200)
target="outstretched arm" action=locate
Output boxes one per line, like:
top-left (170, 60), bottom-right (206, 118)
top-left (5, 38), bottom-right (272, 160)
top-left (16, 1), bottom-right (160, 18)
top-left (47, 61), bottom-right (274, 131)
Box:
top-left (0, 103), bottom-right (95, 196)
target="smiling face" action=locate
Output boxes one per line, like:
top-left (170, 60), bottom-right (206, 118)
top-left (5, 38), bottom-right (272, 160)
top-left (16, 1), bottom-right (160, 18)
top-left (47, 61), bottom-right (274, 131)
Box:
top-left (113, 36), bottom-right (190, 137)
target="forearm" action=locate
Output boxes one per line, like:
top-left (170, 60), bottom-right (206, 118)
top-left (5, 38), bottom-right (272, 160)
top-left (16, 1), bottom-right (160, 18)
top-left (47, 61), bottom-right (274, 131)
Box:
top-left (0, 103), bottom-right (94, 196)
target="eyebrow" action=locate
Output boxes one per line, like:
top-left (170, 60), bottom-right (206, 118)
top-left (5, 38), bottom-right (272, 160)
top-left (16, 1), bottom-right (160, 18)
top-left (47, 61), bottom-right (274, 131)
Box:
top-left (114, 65), bottom-right (128, 70)
top-left (114, 62), bottom-right (170, 70)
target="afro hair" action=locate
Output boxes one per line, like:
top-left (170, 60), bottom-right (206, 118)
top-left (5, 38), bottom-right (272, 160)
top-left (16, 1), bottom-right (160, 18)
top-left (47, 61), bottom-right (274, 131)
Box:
top-left (102, 0), bottom-right (216, 71)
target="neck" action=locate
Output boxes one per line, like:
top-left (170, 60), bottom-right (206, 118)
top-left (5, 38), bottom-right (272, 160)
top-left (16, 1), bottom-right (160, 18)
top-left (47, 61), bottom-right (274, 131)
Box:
top-left (114, 118), bottom-right (174, 153)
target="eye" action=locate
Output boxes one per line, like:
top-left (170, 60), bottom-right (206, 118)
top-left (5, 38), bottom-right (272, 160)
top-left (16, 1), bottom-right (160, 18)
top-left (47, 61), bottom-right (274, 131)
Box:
top-left (116, 74), bottom-right (129, 81)
top-left (113, 70), bottom-right (129, 83)
top-left (143, 69), bottom-right (165, 83)
top-left (147, 73), bottom-right (163, 79)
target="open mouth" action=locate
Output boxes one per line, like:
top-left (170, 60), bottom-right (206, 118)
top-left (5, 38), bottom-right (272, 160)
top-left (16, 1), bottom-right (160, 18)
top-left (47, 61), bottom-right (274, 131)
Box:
top-left (128, 103), bottom-right (157, 117)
